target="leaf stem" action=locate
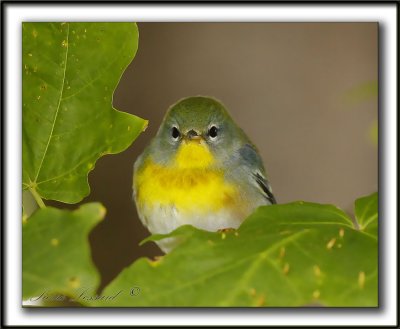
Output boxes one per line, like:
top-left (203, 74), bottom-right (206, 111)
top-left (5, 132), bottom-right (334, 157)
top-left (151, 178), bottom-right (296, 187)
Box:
top-left (29, 188), bottom-right (46, 209)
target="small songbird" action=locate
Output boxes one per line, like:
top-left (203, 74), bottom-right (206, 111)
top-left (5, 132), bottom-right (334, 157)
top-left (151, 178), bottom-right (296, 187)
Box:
top-left (133, 96), bottom-right (276, 252)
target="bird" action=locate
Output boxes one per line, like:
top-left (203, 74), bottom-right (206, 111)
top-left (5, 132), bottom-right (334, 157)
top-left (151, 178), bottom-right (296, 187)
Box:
top-left (133, 96), bottom-right (276, 253)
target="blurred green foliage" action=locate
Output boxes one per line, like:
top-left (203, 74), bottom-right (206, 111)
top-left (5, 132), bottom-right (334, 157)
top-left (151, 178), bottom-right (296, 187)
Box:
top-left (344, 81), bottom-right (378, 145)
top-left (344, 81), bottom-right (378, 105)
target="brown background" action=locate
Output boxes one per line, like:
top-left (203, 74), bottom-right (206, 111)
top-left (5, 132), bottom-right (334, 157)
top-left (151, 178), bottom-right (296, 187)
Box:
top-left (72, 23), bottom-right (377, 288)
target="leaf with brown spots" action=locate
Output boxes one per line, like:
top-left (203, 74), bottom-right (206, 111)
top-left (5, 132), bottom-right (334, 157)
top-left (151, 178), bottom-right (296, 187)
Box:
top-left (22, 22), bottom-right (146, 204)
top-left (23, 203), bottom-right (104, 300)
top-left (94, 199), bottom-right (377, 307)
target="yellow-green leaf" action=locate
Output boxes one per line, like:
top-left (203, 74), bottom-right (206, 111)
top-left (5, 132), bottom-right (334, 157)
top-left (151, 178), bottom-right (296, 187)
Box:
top-left (22, 22), bottom-right (146, 203)
top-left (355, 192), bottom-right (378, 237)
top-left (23, 203), bottom-right (105, 300)
top-left (94, 200), bottom-right (377, 307)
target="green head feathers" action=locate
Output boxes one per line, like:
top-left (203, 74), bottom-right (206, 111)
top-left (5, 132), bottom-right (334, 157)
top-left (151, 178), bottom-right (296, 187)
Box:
top-left (149, 96), bottom-right (253, 167)
top-left (162, 96), bottom-right (231, 134)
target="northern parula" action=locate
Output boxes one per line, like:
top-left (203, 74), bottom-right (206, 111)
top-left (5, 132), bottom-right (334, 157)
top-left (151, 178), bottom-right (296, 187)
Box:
top-left (133, 96), bottom-right (276, 252)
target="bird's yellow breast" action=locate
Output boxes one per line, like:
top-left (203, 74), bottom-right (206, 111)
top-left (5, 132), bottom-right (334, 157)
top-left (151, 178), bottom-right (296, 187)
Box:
top-left (135, 141), bottom-right (238, 213)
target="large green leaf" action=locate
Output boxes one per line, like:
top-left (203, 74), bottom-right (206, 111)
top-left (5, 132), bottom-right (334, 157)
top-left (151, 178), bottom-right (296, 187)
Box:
top-left (355, 192), bottom-right (378, 237)
top-left (23, 203), bottom-right (104, 300)
top-left (94, 200), bottom-right (377, 307)
top-left (22, 22), bottom-right (146, 203)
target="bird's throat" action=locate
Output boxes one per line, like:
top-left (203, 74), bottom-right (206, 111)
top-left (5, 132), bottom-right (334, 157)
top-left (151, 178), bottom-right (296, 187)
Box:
top-left (175, 141), bottom-right (214, 169)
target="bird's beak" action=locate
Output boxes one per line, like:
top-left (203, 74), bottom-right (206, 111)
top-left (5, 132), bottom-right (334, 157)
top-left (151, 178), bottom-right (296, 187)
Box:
top-left (185, 129), bottom-right (203, 143)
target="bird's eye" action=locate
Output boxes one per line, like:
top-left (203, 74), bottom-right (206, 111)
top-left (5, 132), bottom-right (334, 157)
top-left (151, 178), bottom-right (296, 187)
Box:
top-left (171, 126), bottom-right (181, 140)
top-left (208, 126), bottom-right (218, 139)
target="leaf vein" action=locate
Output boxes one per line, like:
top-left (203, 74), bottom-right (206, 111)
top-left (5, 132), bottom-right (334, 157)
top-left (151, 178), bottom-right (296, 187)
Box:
top-left (133, 230), bottom-right (309, 305)
top-left (33, 23), bottom-right (70, 183)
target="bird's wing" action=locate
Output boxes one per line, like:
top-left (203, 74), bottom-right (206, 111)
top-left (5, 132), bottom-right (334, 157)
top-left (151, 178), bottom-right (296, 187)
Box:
top-left (252, 171), bottom-right (277, 204)
top-left (238, 143), bottom-right (277, 204)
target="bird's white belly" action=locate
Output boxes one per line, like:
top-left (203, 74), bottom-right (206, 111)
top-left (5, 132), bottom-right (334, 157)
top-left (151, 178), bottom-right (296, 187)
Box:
top-left (138, 203), bottom-right (247, 252)
top-left (144, 203), bottom-right (244, 235)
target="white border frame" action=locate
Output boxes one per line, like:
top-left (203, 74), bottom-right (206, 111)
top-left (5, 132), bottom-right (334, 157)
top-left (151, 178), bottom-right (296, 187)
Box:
top-left (4, 3), bottom-right (397, 327)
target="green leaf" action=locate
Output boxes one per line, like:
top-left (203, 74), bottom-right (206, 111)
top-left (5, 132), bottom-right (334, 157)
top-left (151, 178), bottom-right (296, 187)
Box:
top-left (22, 22), bottom-right (146, 203)
top-left (94, 201), bottom-right (377, 307)
top-left (355, 192), bottom-right (378, 237)
top-left (23, 203), bottom-right (104, 300)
